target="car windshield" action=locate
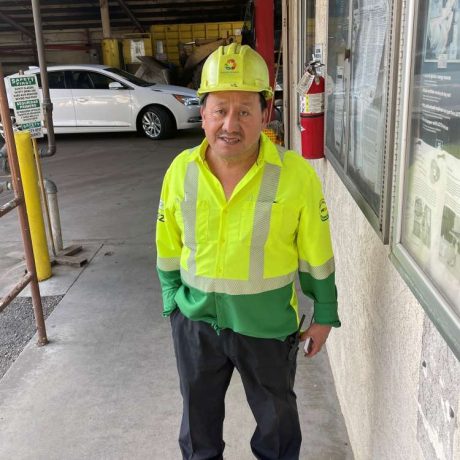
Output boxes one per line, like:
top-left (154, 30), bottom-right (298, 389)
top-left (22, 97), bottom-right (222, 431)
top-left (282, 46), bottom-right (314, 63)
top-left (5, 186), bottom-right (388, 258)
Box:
top-left (106, 68), bottom-right (154, 87)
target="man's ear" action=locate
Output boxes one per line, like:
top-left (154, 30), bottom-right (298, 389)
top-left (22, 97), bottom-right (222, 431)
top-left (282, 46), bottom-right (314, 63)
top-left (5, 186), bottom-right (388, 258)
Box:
top-left (200, 105), bottom-right (206, 128)
top-left (261, 107), bottom-right (269, 128)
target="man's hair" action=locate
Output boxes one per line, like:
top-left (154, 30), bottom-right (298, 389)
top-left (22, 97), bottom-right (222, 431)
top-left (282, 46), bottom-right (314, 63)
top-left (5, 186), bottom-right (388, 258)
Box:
top-left (200, 93), bottom-right (267, 111)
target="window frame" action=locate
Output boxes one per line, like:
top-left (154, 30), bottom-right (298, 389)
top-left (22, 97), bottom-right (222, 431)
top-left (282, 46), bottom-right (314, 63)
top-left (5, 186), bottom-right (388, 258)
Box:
top-left (390, 0), bottom-right (460, 360)
top-left (297, 0), bottom-right (316, 130)
top-left (324, 0), bottom-right (402, 243)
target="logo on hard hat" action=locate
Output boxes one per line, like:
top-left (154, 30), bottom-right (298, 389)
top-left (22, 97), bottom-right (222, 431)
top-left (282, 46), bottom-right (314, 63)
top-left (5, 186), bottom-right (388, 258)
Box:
top-left (224, 59), bottom-right (237, 71)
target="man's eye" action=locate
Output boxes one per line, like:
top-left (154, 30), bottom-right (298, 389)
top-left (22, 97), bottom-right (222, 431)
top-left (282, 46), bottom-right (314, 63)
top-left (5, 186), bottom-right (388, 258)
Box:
top-left (240, 111), bottom-right (249, 117)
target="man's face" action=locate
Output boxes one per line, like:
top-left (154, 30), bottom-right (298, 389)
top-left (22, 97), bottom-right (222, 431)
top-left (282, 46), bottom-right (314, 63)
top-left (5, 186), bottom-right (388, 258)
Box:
top-left (200, 91), bottom-right (268, 163)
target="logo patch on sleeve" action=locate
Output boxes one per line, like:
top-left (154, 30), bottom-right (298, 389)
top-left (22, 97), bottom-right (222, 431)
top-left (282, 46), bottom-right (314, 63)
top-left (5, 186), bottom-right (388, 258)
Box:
top-left (319, 199), bottom-right (329, 221)
top-left (157, 200), bottom-right (165, 222)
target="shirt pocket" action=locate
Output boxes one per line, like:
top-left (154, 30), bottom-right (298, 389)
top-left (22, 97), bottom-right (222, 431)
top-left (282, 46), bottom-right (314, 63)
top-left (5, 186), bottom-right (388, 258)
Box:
top-left (274, 203), bottom-right (299, 243)
top-left (268, 202), bottom-right (299, 244)
top-left (238, 202), bottom-right (293, 247)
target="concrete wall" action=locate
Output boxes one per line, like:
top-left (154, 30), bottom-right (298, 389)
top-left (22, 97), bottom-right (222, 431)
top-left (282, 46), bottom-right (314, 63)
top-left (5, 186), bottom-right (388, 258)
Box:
top-left (287, 1), bottom-right (460, 459)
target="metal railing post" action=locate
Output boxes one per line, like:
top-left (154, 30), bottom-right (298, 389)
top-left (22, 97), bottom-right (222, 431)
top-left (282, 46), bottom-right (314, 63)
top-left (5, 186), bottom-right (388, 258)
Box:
top-left (0, 64), bottom-right (48, 346)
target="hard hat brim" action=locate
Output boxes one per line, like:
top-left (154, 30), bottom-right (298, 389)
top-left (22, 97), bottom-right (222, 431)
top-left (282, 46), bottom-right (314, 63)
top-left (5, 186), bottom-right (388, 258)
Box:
top-left (197, 86), bottom-right (273, 100)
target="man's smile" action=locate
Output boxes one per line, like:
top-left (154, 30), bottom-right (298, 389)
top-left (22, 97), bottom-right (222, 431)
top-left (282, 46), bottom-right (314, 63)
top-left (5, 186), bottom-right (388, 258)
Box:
top-left (218, 134), bottom-right (241, 145)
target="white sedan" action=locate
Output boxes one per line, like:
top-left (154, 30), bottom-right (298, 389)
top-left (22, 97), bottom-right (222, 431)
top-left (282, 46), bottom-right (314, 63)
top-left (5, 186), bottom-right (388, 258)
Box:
top-left (5, 64), bottom-right (202, 140)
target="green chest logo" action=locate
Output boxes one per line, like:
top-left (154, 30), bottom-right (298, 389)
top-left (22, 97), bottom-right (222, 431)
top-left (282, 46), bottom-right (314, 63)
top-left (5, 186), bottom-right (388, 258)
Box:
top-left (319, 199), bottom-right (329, 221)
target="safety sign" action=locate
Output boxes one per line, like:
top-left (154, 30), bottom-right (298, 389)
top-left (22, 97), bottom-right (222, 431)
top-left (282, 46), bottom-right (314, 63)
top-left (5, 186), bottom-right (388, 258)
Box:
top-left (10, 75), bottom-right (44, 138)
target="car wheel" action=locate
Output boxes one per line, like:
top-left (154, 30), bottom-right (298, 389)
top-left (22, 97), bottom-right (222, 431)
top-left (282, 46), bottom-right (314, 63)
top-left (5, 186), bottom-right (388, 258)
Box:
top-left (138, 105), bottom-right (175, 140)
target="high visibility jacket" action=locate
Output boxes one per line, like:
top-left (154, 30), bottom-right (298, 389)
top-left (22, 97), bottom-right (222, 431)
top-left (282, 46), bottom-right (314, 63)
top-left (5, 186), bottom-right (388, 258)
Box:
top-left (156, 133), bottom-right (340, 340)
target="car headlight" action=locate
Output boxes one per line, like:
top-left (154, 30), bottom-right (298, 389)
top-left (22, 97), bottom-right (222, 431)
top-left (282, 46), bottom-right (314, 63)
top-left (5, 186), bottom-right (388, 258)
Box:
top-left (173, 94), bottom-right (200, 106)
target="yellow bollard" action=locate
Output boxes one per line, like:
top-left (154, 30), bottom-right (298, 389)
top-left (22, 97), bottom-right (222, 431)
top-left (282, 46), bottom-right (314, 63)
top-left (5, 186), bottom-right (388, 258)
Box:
top-left (14, 131), bottom-right (52, 281)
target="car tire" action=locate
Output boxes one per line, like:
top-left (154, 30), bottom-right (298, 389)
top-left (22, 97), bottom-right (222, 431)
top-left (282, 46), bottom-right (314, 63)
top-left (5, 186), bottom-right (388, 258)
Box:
top-left (138, 105), bottom-right (175, 140)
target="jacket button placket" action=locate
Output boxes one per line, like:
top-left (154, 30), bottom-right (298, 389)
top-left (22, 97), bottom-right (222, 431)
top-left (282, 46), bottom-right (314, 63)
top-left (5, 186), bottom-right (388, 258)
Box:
top-left (216, 205), bottom-right (228, 277)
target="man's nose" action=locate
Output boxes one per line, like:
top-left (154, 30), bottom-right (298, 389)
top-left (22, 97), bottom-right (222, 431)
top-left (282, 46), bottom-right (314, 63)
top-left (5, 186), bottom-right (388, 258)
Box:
top-left (222, 110), bottom-right (240, 132)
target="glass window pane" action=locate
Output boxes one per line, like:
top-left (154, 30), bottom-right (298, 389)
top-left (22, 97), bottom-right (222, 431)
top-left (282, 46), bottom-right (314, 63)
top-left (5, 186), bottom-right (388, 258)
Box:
top-left (347, 0), bottom-right (391, 214)
top-left (48, 71), bottom-right (66, 89)
top-left (326, 0), bottom-right (350, 166)
top-left (401, 0), bottom-right (460, 314)
top-left (71, 71), bottom-right (93, 90)
top-left (88, 71), bottom-right (116, 90)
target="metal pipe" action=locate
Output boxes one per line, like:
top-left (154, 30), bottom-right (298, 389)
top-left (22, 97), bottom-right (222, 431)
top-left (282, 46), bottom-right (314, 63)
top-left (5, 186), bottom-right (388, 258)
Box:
top-left (255, 0), bottom-right (275, 104)
top-left (0, 64), bottom-right (48, 345)
top-left (15, 131), bottom-right (51, 281)
top-left (0, 196), bottom-right (20, 217)
top-left (32, 139), bottom-right (56, 256)
top-left (44, 179), bottom-right (63, 253)
top-left (0, 44), bottom-right (91, 52)
top-left (0, 273), bottom-right (33, 313)
top-left (31, 0), bottom-right (56, 158)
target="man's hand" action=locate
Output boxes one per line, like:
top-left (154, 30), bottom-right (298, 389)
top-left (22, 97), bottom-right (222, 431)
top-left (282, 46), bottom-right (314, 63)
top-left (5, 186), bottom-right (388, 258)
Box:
top-left (300, 323), bottom-right (332, 358)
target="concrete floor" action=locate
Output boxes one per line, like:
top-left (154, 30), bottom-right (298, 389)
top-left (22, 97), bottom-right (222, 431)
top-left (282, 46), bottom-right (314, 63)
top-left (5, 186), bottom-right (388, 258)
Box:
top-left (0, 130), bottom-right (353, 460)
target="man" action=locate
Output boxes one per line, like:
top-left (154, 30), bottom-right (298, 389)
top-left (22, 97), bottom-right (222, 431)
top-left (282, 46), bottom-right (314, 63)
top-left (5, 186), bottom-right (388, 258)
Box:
top-left (156, 43), bottom-right (340, 460)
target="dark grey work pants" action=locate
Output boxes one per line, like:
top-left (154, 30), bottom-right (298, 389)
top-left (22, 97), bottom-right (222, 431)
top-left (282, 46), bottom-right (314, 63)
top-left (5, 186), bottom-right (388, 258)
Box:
top-left (170, 309), bottom-right (302, 460)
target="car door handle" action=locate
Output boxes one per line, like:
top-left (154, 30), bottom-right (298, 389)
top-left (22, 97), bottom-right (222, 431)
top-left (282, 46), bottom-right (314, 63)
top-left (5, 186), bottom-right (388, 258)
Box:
top-left (76, 98), bottom-right (88, 102)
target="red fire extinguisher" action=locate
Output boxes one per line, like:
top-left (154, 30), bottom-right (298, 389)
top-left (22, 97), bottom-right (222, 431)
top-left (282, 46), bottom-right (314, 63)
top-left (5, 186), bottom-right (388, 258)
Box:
top-left (299, 60), bottom-right (325, 159)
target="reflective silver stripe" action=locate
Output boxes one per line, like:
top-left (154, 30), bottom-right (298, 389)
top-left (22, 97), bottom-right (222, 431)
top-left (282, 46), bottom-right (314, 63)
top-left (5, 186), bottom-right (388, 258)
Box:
top-left (276, 145), bottom-right (286, 161)
top-left (299, 257), bottom-right (335, 280)
top-left (182, 161), bottom-right (199, 276)
top-left (181, 268), bottom-right (296, 295)
top-left (157, 257), bottom-right (180, 271)
top-left (249, 163), bottom-right (281, 280)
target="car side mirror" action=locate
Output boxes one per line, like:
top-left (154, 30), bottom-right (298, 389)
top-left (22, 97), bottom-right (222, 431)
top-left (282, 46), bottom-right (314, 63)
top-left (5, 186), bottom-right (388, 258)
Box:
top-left (109, 81), bottom-right (124, 89)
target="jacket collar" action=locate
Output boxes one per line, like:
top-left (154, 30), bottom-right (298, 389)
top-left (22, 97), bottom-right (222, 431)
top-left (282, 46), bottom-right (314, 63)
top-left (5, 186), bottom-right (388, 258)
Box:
top-left (189, 132), bottom-right (282, 167)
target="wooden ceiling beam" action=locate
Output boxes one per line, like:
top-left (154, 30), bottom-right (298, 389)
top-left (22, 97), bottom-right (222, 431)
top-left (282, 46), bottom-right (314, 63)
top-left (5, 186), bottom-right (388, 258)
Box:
top-left (0, 11), bottom-right (35, 39)
top-left (0, 0), bottom-right (246, 34)
top-left (114, 0), bottom-right (145, 32)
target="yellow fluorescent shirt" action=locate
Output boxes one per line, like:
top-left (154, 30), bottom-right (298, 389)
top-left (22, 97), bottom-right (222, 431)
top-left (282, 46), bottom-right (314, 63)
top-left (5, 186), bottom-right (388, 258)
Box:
top-left (156, 133), bottom-right (340, 339)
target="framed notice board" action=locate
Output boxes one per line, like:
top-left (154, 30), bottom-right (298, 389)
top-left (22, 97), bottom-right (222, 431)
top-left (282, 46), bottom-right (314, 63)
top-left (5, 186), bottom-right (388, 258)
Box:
top-left (391, 0), bottom-right (460, 359)
top-left (326, 0), bottom-right (401, 242)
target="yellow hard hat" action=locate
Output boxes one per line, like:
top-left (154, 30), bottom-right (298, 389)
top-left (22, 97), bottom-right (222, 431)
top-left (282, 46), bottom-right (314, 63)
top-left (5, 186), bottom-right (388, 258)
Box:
top-left (197, 43), bottom-right (273, 100)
